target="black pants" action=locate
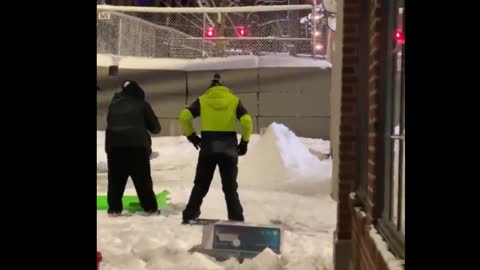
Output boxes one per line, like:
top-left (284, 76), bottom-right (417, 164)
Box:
top-left (183, 151), bottom-right (244, 221)
top-left (107, 147), bottom-right (158, 213)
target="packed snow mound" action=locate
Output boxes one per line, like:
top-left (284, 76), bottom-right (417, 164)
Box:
top-left (239, 123), bottom-right (332, 195)
top-left (299, 137), bottom-right (330, 160)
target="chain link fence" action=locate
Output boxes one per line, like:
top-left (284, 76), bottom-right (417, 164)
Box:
top-left (97, 5), bottom-right (328, 59)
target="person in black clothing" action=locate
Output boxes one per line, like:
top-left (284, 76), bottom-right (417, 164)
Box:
top-left (179, 74), bottom-right (253, 223)
top-left (105, 80), bottom-right (161, 216)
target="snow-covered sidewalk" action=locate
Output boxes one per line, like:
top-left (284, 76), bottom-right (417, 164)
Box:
top-left (97, 123), bottom-right (336, 270)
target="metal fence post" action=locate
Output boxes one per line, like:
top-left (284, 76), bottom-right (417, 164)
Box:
top-left (312, 5), bottom-right (317, 59)
top-left (118, 17), bottom-right (122, 55)
top-left (202, 12), bottom-right (206, 59)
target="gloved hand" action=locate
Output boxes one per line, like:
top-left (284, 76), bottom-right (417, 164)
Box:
top-left (187, 133), bottom-right (201, 150)
top-left (237, 140), bottom-right (248, 156)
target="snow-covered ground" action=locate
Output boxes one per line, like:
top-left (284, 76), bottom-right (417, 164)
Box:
top-left (97, 54), bottom-right (332, 71)
top-left (97, 123), bottom-right (336, 270)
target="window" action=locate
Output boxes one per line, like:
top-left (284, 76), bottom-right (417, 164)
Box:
top-left (377, 0), bottom-right (405, 260)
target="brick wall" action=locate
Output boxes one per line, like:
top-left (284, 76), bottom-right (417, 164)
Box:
top-left (336, 0), bottom-right (361, 241)
top-left (351, 199), bottom-right (389, 270)
top-left (336, 0), bottom-right (393, 269)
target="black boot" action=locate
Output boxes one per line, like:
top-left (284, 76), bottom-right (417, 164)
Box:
top-left (182, 210), bottom-right (201, 224)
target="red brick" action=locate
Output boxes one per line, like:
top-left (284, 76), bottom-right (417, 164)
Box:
top-left (340, 142), bottom-right (354, 152)
top-left (368, 138), bottom-right (375, 149)
top-left (341, 118), bottom-right (355, 129)
top-left (343, 46), bottom-right (357, 55)
top-left (340, 139), bottom-right (354, 147)
top-left (338, 219), bottom-right (352, 231)
top-left (339, 167), bottom-right (355, 177)
top-left (344, 0), bottom-right (361, 7)
top-left (342, 96), bottom-right (357, 104)
top-left (344, 23), bottom-right (359, 35)
top-left (343, 55), bottom-right (360, 65)
top-left (339, 181), bottom-right (352, 190)
top-left (339, 162), bottom-right (355, 173)
top-left (343, 89), bottom-right (358, 99)
top-left (341, 103), bottom-right (355, 114)
top-left (369, 64), bottom-right (380, 76)
top-left (374, 19), bottom-right (383, 32)
top-left (368, 158), bottom-right (375, 165)
top-left (337, 230), bottom-right (352, 240)
top-left (339, 170), bottom-right (355, 180)
top-left (340, 153), bottom-right (356, 163)
top-left (369, 61), bottom-right (379, 73)
top-left (340, 128), bottom-right (355, 138)
top-left (374, 6), bottom-right (383, 17)
top-left (367, 184), bottom-right (375, 195)
top-left (343, 66), bottom-right (356, 74)
top-left (341, 113), bottom-right (355, 125)
top-left (369, 46), bottom-right (380, 58)
top-left (368, 78), bottom-right (379, 91)
top-left (344, 35), bottom-right (361, 44)
top-left (340, 134), bottom-right (357, 143)
top-left (338, 209), bottom-right (352, 220)
top-left (342, 74), bottom-right (358, 84)
top-left (344, 15), bottom-right (361, 25)
top-left (368, 164), bottom-right (376, 176)
top-left (340, 131), bottom-right (356, 141)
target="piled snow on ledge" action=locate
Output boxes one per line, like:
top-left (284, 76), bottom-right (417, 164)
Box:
top-left (97, 54), bottom-right (332, 71)
top-left (369, 226), bottom-right (405, 270)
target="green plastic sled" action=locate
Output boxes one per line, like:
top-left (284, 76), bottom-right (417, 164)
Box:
top-left (97, 190), bottom-right (170, 211)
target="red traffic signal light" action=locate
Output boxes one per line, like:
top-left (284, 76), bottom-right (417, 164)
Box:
top-left (205, 27), bottom-right (216, 39)
top-left (235, 26), bottom-right (248, 37)
top-left (394, 29), bottom-right (405, 44)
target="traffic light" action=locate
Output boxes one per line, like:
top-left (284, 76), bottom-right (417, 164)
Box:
top-left (394, 30), bottom-right (405, 44)
top-left (235, 26), bottom-right (248, 37)
top-left (205, 27), bottom-right (216, 39)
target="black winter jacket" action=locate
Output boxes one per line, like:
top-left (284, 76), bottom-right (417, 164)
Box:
top-left (105, 88), bottom-right (161, 152)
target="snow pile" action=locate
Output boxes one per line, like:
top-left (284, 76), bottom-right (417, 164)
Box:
top-left (97, 122), bottom-right (336, 270)
top-left (97, 124), bottom-right (332, 198)
top-left (97, 54), bottom-right (332, 71)
top-left (299, 137), bottom-right (330, 160)
top-left (369, 226), bottom-right (405, 270)
top-left (239, 123), bottom-right (332, 196)
top-left (97, 189), bottom-right (336, 270)
top-left (231, 248), bottom-right (282, 270)
top-left (97, 131), bottom-right (108, 173)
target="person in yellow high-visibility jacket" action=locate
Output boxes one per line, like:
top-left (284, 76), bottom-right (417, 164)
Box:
top-left (179, 73), bottom-right (253, 224)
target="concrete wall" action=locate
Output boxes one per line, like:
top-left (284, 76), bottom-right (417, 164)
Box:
top-left (97, 66), bottom-right (331, 139)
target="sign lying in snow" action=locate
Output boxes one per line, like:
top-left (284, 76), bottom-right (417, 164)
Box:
top-left (200, 221), bottom-right (283, 260)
